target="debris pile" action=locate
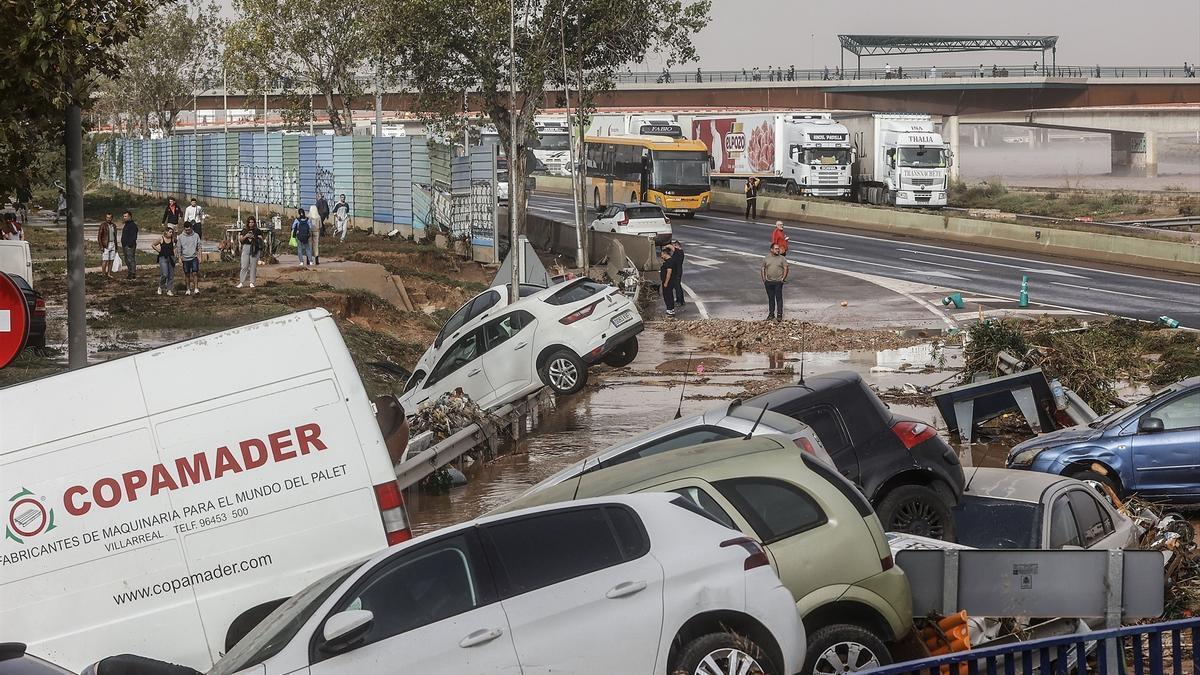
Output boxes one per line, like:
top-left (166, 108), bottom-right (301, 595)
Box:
top-left (409, 389), bottom-right (488, 442)
top-left (651, 319), bottom-right (929, 354)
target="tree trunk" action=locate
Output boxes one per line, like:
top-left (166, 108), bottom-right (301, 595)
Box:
top-left (511, 142), bottom-right (528, 237)
top-left (323, 90), bottom-right (349, 135)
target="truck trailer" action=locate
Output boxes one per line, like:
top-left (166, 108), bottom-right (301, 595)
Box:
top-left (691, 112), bottom-right (855, 197)
top-left (842, 113), bottom-right (952, 208)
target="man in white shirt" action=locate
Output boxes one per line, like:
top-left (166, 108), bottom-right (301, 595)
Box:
top-left (184, 198), bottom-right (205, 238)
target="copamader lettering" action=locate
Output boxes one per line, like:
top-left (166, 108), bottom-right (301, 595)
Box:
top-left (64, 424), bottom-right (328, 516)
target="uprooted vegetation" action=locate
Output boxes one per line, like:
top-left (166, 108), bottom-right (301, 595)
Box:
top-left (961, 318), bottom-right (1200, 411)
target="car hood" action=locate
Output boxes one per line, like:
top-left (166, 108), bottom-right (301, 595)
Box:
top-left (1010, 424), bottom-right (1103, 455)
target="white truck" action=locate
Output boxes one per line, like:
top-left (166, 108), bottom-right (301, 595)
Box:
top-left (691, 112), bottom-right (855, 197)
top-left (0, 310), bottom-right (410, 671)
top-left (842, 113), bottom-right (952, 208)
top-left (531, 116), bottom-right (572, 176)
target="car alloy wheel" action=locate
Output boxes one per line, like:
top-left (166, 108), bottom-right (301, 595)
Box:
top-left (813, 642), bottom-right (880, 674)
top-left (891, 498), bottom-right (943, 538)
top-left (691, 647), bottom-right (766, 675)
top-left (547, 357), bottom-right (578, 391)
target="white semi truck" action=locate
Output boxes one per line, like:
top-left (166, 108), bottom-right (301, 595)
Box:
top-left (691, 112), bottom-right (855, 197)
top-left (842, 113), bottom-right (952, 208)
top-left (531, 116), bottom-right (572, 176)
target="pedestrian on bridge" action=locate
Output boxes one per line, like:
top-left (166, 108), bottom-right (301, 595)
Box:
top-left (744, 177), bottom-right (760, 221)
top-left (761, 243), bottom-right (788, 321)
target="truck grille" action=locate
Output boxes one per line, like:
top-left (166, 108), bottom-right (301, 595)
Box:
top-left (908, 178), bottom-right (940, 187)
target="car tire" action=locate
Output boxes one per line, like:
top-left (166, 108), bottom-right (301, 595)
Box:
top-left (803, 624), bottom-right (891, 675)
top-left (875, 484), bottom-right (955, 541)
top-left (1069, 468), bottom-right (1123, 498)
top-left (541, 349), bottom-right (587, 395)
top-left (672, 632), bottom-right (776, 675)
top-left (602, 337), bottom-right (639, 367)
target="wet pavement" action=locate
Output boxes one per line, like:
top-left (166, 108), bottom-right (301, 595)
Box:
top-left (407, 327), bottom-right (1021, 534)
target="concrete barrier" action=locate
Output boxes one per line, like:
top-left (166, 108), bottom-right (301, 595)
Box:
top-left (532, 175), bottom-right (1199, 274)
top-left (525, 213), bottom-right (657, 271)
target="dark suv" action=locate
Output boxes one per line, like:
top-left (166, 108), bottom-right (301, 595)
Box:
top-left (747, 371), bottom-right (965, 540)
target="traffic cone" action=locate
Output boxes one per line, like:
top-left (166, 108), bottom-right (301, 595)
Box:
top-left (1019, 275), bottom-right (1029, 308)
top-left (941, 293), bottom-right (964, 309)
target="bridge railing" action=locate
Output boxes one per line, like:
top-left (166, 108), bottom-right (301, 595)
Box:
top-left (862, 616), bottom-right (1198, 675)
top-left (613, 65), bottom-right (1197, 84)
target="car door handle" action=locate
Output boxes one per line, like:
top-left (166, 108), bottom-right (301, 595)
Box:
top-left (459, 627), bottom-right (504, 648)
top-left (606, 580), bottom-right (647, 599)
top-left (514, 341), bottom-right (528, 350)
top-left (468, 368), bottom-right (482, 376)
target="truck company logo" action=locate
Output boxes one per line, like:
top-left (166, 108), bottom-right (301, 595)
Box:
top-left (808, 133), bottom-right (847, 141)
top-left (724, 132), bottom-right (746, 152)
top-left (909, 135), bottom-right (937, 144)
top-left (640, 124), bottom-right (682, 137)
top-left (6, 488), bottom-right (55, 544)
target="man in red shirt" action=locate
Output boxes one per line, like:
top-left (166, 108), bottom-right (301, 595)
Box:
top-left (771, 221), bottom-right (789, 256)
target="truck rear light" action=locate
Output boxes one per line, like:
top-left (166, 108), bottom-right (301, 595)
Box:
top-left (560, 299), bottom-right (601, 325)
top-left (373, 480), bottom-right (412, 546)
top-left (891, 421), bottom-right (937, 450)
top-left (720, 536), bottom-right (770, 571)
top-left (792, 436), bottom-right (816, 455)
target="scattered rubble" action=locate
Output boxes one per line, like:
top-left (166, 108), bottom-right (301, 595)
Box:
top-left (409, 390), bottom-right (489, 441)
top-left (650, 319), bottom-right (933, 354)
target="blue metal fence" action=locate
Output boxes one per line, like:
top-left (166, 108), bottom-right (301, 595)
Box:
top-left (864, 617), bottom-right (1198, 675)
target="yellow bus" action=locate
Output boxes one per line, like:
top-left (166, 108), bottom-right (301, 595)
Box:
top-left (585, 131), bottom-right (712, 217)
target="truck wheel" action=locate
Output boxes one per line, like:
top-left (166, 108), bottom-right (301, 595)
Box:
top-left (875, 484), bottom-right (955, 541)
top-left (540, 349), bottom-right (587, 395)
top-left (672, 632), bottom-right (776, 675)
top-left (785, 180), bottom-right (799, 195)
top-left (602, 337), bottom-right (638, 367)
top-left (803, 624), bottom-right (891, 675)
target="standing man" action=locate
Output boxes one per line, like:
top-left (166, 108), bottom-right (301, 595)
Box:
top-left (98, 213), bottom-right (118, 277)
top-left (184, 197), bottom-right (204, 238)
top-left (771, 221), bottom-right (789, 255)
top-left (744, 177), bottom-right (759, 221)
top-left (177, 222), bottom-right (202, 295)
top-left (120, 211), bottom-right (139, 279)
top-left (162, 197), bottom-right (183, 229)
top-left (316, 192), bottom-right (330, 234)
top-left (668, 239), bottom-right (685, 308)
top-left (761, 243), bottom-right (788, 321)
top-left (658, 248), bottom-right (677, 318)
top-left (332, 193), bottom-right (350, 242)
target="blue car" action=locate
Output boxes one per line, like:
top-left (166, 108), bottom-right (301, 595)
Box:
top-left (1007, 376), bottom-right (1200, 502)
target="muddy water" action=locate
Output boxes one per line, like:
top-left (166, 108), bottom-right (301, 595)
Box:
top-left (408, 330), bottom-right (1025, 534)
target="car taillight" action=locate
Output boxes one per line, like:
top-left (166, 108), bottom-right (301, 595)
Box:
top-left (619, 214), bottom-right (629, 226)
top-left (793, 436), bottom-right (816, 455)
top-left (33, 298), bottom-right (45, 317)
top-left (559, 299), bottom-right (601, 324)
top-left (891, 421), bottom-right (937, 450)
top-left (880, 553), bottom-right (894, 571)
top-left (373, 480), bottom-right (412, 546)
top-left (720, 536), bottom-right (770, 571)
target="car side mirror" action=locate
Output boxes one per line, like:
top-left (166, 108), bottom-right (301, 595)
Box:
top-left (1138, 416), bottom-right (1165, 434)
top-left (321, 609), bottom-right (374, 654)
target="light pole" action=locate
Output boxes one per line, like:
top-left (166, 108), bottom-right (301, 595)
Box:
top-left (560, 8), bottom-right (583, 270)
top-left (508, 0), bottom-right (519, 301)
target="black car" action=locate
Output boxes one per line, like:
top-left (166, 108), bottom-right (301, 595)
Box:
top-left (746, 371), bottom-right (966, 540)
top-left (5, 273), bottom-right (46, 350)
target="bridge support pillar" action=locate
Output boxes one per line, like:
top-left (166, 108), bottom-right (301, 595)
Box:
top-left (1111, 131), bottom-right (1158, 177)
top-left (943, 115), bottom-right (960, 182)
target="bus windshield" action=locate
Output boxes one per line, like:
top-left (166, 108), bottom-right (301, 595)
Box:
top-left (536, 133), bottom-right (570, 151)
top-left (802, 148), bottom-right (851, 166)
top-left (898, 147), bottom-right (947, 168)
top-left (651, 150), bottom-right (710, 188)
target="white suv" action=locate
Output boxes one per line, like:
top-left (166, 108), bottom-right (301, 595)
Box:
top-left (209, 493), bottom-right (805, 675)
top-left (590, 202), bottom-right (673, 246)
top-left (400, 279), bottom-right (643, 411)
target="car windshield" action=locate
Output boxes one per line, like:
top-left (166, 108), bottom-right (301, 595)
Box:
top-left (952, 497), bottom-right (1039, 549)
top-left (536, 133), bottom-right (569, 151)
top-left (803, 148), bottom-right (850, 165)
top-left (652, 150), bottom-right (710, 188)
top-left (898, 147), bottom-right (947, 168)
top-left (1089, 384), bottom-right (1177, 428)
top-left (209, 562), bottom-right (360, 675)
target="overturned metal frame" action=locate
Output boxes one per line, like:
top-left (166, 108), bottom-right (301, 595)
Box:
top-left (838, 35), bottom-right (1059, 77)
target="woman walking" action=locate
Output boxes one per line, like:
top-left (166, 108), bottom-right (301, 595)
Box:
top-left (307, 203), bottom-right (322, 265)
top-left (152, 225), bottom-right (177, 296)
top-left (237, 217), bottom-right (263, 288)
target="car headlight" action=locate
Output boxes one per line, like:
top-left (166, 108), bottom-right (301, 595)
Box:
top-left (1009, 447), bottom-right (1043, 468)
top-left (899, 191), bottom-right (911, 199)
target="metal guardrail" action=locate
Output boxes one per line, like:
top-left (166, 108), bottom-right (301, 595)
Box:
top-left (863, 616), bottom-right (1199, 675)
top-left (393, 388), bottom-right (555, 490)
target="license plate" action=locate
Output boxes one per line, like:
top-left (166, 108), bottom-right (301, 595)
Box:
top-left (612, 310), bottom-right (633, 327)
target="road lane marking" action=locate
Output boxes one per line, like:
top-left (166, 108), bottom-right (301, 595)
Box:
top-left (899, 257), bottom-right (980, 272)
top-left (1050, 282), bottom-right (1163, 301)
top-left (675, 223), bottom-right (738, 235)
top-left (896, 248), bottom-right (1088, 278)
top-left (680, 283), bottom-right (710, 319)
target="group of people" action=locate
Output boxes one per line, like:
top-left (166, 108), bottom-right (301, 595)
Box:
top-left (96, 197), bottom-right (207, 297)
top-left (657, 239), bottom-right (686, 318)
top-left (290, 192), bottom-right (351, 267)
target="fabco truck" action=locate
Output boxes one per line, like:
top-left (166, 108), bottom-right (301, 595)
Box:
top-left (842, 113), bottom-right (952, 208)
top-left (691, 112), bottom-right (855, 197)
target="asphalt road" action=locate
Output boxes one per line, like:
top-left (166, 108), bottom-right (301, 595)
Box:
top-left (529, 192), bottom-right (1200, 329)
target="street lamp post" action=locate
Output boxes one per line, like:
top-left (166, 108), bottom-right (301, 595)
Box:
top-left (508, 0), bottom-right (519, 302)
top-left (560, 10), bottom-right (584, 270)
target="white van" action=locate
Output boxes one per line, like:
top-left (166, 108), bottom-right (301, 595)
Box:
top-left (0, 310), bottom-right (410, 671)
top-left (0, 240), bottom-right (33, 287)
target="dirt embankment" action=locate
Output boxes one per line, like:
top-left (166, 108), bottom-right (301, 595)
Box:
top-left (649, 319), bottom-right (936, 354)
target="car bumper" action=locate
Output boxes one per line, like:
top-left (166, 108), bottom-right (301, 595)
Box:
top-left (746, 571), bottom-right (807, 675)
top-left (582, 321), bottom-right (643, 365)
top-left (849, 566), bottom-right (914, 641)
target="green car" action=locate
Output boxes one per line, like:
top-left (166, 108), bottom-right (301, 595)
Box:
top-left (496, 435), bottom-right (914, 675)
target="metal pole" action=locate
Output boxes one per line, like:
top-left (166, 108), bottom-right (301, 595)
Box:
top-left (222, 69), bottom-right (228, 133)
top-left (263, 91), bottom-right (268, 134)
top-left (463, 89), bottom-right (470, 155)
top-left (309, 83), bottom-right (315, 136)
top-left (561, 14), bottom-right (583, 269)
top-left (508, 0), bottom-right (519, 301)
top-left (193, 93), bottom-right (198, 136)
top-left (66, 103), bottom-right (87, 369)
top-left (375, 80), bottom-right (383, 137)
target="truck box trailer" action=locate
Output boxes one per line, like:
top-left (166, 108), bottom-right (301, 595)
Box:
top-left (842, 113), bottom-right (952, 208)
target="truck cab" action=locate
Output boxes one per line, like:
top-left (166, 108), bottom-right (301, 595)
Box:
top-left (881, 132), bottom-right (950, 207)
top-left (783, 116), bottom-right (854, 197)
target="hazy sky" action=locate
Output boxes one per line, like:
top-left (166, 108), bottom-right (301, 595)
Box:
top-left (637, 0), bottom-right (1200, 72)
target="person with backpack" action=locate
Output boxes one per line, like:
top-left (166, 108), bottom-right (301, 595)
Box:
top-left (292, 208), bottom-right (313, 266)
top-left (237, 217), bottom-right (263, 288)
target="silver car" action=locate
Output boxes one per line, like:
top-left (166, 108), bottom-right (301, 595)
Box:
top-left (951, 467), bottom-right (1140, 551)
top-left (522, 399), bottom-right (833, 498)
